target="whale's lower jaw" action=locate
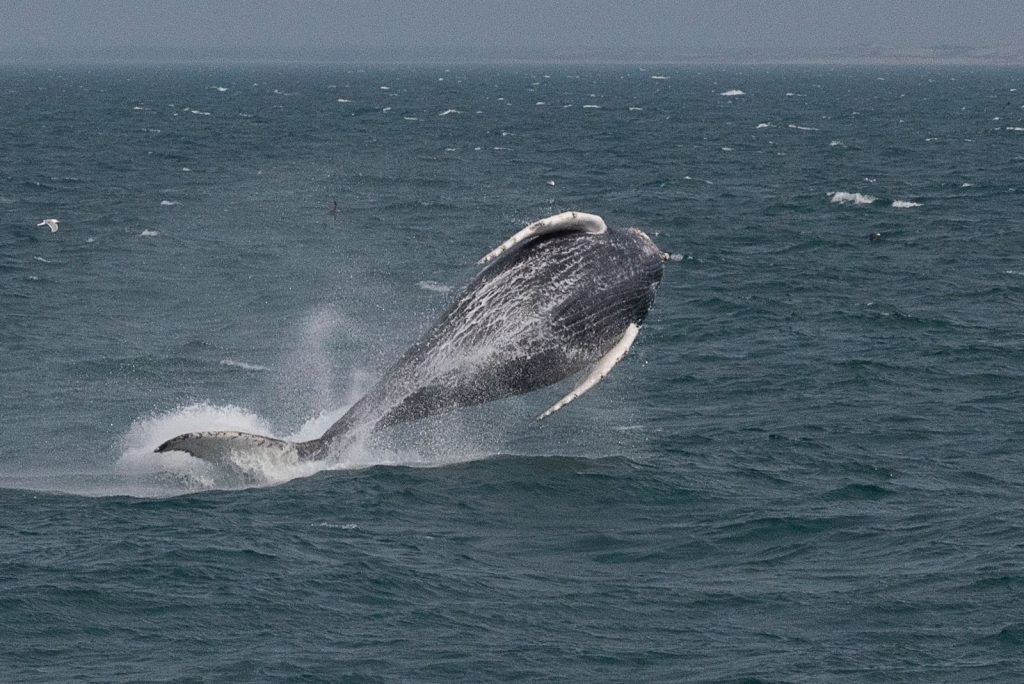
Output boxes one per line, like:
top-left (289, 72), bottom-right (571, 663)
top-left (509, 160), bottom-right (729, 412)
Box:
top-left (156, 431), bottom-right (327, 464)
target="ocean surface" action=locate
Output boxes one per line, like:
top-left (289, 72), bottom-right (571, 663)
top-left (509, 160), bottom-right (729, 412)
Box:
top-left (2, 62), bottom-right (1024, 682)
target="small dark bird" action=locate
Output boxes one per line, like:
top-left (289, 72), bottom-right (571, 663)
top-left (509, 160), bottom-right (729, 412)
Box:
top-left (868, 232), bottom-right (882, 241)
top-left (329, 199), bottom-right (338, 220)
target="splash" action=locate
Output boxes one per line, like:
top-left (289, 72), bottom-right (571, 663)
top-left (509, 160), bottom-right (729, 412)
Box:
top-left (115, 398), bottom-right (498, 496)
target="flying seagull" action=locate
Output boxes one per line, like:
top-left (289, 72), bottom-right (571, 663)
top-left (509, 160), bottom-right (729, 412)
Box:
top-left (37, 219), bottom-right (59, 233)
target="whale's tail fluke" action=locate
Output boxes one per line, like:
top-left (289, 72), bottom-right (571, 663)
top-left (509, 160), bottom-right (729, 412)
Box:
top-left (156, 431), bottom-right (327, 464)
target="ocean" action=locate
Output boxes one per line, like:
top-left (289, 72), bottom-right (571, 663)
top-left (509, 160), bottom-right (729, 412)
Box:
top-left (2, 62), bottom-right (1024, 682)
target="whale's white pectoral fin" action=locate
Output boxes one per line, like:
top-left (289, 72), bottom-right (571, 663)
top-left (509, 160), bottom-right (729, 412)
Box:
top-left (538, 323), bottom-right (640, 419)
top-left (156, 430), bottom-right (301, 464)
top-left (479, 211), bottom-right (608, 265)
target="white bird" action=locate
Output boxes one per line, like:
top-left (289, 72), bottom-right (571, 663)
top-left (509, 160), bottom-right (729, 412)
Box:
top-left (37, 219), bottom-right (59, 233)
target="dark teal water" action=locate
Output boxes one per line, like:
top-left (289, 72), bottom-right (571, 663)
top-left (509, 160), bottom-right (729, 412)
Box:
top-left (3, 64), bottom-right (1024, 682)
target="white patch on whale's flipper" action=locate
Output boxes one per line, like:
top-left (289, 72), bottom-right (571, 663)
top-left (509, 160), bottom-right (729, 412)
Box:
top-left (156, 430), bottom-right (303, 465)
top-left (478, 211), bottom-right (608, 265)
top-left (538, 323), bottom-right (640, 419)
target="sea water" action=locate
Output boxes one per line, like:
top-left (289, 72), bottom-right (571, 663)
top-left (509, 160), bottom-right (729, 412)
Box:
top-left (2, 63), bottom-right (1024, 681)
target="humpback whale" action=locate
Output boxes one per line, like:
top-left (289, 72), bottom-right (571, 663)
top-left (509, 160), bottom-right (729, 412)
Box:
top-left (157, 211), bottom-right (666, 463)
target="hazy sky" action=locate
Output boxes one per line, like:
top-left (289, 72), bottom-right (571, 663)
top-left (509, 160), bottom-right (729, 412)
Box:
top-left (3, 0), bottom-right (1022, 60)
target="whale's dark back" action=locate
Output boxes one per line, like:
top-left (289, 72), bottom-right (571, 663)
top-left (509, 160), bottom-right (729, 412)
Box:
top-left (320, 226), bottom-right (664, 444)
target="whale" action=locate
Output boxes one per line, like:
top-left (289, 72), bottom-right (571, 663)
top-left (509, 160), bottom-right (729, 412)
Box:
top-left (156, 211), bottom-right (667, 463)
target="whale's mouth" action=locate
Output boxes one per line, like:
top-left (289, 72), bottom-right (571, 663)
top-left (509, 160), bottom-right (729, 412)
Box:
top-left (628, 227), bottom-right (670, 260)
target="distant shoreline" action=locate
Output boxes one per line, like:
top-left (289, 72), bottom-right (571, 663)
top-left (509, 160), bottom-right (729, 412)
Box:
top-left (2, 46), bottom-right (1023, 68)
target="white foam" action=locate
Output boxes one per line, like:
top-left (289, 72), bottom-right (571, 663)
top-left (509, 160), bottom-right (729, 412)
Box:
top-left (830, 140), bottom-right (845, 147)
top-left (829, 191), bottom-right (877, 205)
top-left (720, 89), bottom-right (745, 96)
top-left (160, 200), bottom-right (180, 206)
top-left (891, 200), bottom-right (922, 208)
top-left (139, 229), bottom-right (160, 237)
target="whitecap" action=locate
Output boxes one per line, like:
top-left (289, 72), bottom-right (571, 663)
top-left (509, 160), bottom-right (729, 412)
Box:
top-left (214, 86), bottom-right (228, 92)
top-left (628, 106), bottom-right (643, 111)
top-left (417, 280), bottom-right (452, 294)
top-left (650, 75), bottom-right (669, 80)
top-left (189, 110), bottom-right (211, 116)
top-left (403, 116), bottom-right (419, 121)
top-left (756, 122), bottom-right (771, 128)
top-left (139, 229), bottom-right (160, 237)
top-left (720, 89), bottom-right (745, 96)
top-left (829, 191), bottom-right (877, 205)
top-left (789, 124), bottom-right (819, 131)
top-left (220, 359), bottom-right (270, 372)
top-left (33, 256), bottom-right (52, 263)
top-left (891, 200), bottom-right (922, 208)
top-left (438, 109), bottom-right (461, 116)
top-left (1006, 127), bottom-right (1024, 132)
top-left (829, 140), bottom-right (845, 147)
top-left (582, 104), bottom-right (601, 109)
top-left (336, 98), bottom-right (352, 103)
top-left (160, 200), bottom-right (180, 206)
